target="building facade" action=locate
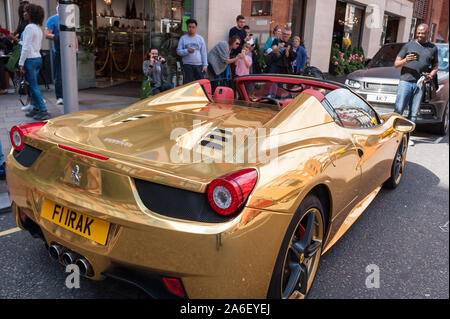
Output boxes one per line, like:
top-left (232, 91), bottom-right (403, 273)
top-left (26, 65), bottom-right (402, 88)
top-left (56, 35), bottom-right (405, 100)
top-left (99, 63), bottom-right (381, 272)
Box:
top-left (412, 0), bottom-right (449, 42)
top-left (3, 0), bottom-right (445, 81)
top-left (242, 0), bottom-right (416, 72)
top-left (1, 0), bottom-right (242, 88)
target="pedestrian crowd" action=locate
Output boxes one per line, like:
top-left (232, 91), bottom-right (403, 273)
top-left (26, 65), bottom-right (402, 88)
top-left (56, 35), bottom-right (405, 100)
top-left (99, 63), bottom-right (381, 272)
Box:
top-left (142, 14), bottom-right (309, 96)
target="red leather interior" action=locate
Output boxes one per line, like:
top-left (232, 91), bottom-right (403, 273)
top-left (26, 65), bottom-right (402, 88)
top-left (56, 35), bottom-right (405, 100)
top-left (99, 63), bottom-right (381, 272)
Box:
top-left (302, 88), bottom-right (325, 102)
top-left (196, 79), bottom-right (213, 101)
top-left (213, 86), bottom-right (235, 103)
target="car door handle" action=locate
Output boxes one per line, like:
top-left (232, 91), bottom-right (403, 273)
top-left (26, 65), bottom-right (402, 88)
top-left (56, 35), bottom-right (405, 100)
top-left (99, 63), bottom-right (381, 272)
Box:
top-left (357, 148), bottom-right (364, 157)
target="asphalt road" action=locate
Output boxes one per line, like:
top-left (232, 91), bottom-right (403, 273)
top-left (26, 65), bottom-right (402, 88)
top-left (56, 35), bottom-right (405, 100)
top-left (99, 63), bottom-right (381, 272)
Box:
top-left (0, 127), bottom-right (448, 299)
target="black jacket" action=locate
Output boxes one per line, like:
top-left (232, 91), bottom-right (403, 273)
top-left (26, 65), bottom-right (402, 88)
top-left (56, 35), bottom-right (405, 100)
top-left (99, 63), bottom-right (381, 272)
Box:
top-left (265, 38), bottom-right (297, 74)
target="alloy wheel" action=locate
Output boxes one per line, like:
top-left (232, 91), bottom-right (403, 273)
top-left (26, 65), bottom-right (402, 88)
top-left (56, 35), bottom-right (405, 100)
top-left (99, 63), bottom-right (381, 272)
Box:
top-left (393, 135), bottom-right (408, 185)
top-left (281, 208), bottom-right (324, 299)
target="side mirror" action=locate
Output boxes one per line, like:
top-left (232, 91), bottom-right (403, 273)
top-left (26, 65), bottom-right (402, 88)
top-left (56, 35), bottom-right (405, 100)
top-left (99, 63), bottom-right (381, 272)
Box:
top-left (393, 117), bottom-right (415, 133)
top-left (364, 58), bottom-right (372, 67)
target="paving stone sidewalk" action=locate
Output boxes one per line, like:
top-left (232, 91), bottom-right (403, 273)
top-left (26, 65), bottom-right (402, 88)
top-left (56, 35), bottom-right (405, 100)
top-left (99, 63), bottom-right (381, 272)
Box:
top-left (0, 83), bottom-right (140, 211)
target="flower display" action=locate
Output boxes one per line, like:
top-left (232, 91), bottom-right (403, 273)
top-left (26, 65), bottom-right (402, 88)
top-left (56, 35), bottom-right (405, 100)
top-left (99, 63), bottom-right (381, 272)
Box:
top-left (330, 45), bottom-right (366, 75)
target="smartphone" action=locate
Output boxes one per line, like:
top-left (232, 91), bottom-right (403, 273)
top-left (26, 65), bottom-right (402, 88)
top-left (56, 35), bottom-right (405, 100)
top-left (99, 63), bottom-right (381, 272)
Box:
top-left (409, 51), bottom-right (419, 59)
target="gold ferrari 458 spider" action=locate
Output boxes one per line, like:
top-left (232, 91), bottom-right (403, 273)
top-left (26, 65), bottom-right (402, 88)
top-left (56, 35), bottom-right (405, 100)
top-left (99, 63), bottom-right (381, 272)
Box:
top-left (6, 74), bottom-right (414, 299)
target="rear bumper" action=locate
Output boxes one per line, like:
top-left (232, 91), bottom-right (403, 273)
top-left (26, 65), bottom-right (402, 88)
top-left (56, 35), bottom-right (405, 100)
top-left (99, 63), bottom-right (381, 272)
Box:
top-left (6, 149), bottom-right (291, 298)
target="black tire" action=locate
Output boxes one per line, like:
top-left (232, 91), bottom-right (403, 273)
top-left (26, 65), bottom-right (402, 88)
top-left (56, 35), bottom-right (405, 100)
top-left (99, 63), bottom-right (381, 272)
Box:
top-left (383, 134), bottom-right (408, 189)
top-left (433, 101), bottom-right (449, 136)
top-left (267, 194), bottom-right (325, 299)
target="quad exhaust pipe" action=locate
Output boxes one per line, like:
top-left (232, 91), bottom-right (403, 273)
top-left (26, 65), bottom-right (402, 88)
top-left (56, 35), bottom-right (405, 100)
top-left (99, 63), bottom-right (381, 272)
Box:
top-left (48, 244), bottom-right (66, 262)
top-left (47, 244), bottom-right (94, 277)
top-left (76, 258), bottom-right (94, 277)
top-left (61, 251), bottom-right (80, 266)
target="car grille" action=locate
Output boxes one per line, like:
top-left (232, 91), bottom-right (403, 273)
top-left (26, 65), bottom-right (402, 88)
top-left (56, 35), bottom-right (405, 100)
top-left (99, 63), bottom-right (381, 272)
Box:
top-left (364, 82), bottom-right (398, 93)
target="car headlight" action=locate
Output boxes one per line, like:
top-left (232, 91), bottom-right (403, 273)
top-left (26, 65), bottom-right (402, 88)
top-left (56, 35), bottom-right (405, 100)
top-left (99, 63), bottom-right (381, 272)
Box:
top-left (345, 79), bottom-right (361, 89)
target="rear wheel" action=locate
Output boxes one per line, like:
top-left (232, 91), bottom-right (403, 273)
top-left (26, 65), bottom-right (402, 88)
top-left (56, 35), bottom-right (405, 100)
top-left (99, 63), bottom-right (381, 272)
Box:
top-left (267, 194), bottom-right (325, 299)
top-left (383, 134), bottom-right (408, 189)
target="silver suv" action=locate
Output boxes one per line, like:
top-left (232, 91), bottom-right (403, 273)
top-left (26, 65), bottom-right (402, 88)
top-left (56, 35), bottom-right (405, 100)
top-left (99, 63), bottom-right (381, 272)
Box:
top-left (345, 43), bottom-right (449, 135)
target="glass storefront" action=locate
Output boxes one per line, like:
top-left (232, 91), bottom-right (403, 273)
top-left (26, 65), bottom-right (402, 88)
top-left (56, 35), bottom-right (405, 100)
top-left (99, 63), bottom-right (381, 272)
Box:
top-left (332, 1), bottom-right (365, 51)
top-left (76, 0), bottom-right (193, 87)
top-left (380, 14), bottom-right (399, 45)
top-left (291, 0), bottom-right (306, 41)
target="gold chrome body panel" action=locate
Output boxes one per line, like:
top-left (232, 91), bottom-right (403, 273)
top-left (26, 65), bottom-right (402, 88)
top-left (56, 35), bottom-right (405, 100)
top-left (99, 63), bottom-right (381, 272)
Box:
top-left (6, 81), bottom-right (412, 298)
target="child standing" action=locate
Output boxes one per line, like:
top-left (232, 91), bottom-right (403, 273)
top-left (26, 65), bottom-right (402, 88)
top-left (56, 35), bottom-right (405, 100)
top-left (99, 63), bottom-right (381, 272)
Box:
top-left (235, 43), bottom-right (253, 76)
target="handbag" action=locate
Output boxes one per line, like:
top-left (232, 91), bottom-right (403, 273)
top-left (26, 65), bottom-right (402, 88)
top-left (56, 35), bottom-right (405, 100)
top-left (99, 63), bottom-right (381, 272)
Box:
top-left (17, 73), bottom-right (30, 106)
top-left (423, 80), bottom-right (433, 103)
top-left (6, 44), bottom-right (21, 73)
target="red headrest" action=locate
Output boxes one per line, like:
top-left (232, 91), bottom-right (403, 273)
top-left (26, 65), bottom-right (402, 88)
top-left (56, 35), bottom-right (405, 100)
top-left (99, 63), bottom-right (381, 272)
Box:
top-left (213, 86), bottom-right (235, 103)
top-left (196, 79), bottom-right (213, 101)
top-left (302, 88), bottom-right (325, 102)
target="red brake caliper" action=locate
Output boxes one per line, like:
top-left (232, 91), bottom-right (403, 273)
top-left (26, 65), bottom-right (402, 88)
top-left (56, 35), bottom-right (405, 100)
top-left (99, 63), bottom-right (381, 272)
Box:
top-left (298, 224), bottom-right (306, 240)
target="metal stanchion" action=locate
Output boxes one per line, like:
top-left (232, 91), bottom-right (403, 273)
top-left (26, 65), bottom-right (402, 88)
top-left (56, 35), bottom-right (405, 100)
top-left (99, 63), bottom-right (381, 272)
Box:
top-left (59, 0), bottom-right (79, 114)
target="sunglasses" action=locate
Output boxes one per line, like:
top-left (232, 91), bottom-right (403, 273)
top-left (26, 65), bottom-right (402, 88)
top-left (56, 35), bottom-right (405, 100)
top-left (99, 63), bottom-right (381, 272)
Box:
top-left (235, 42), bottom-right (241, 45)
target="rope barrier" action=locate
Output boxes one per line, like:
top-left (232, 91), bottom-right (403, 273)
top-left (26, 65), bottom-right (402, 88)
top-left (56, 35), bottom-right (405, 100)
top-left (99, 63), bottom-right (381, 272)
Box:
top-left (112, 48), bottom-right (133, 73)
top-left (97, 47), bottom-right (110, 73)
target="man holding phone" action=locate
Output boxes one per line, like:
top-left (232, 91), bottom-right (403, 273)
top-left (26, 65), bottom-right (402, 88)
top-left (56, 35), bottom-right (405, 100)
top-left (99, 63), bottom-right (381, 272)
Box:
top-left (394, 24), bottom-right (438, 145)
top-left (176, 19), bottom-right (208, 83)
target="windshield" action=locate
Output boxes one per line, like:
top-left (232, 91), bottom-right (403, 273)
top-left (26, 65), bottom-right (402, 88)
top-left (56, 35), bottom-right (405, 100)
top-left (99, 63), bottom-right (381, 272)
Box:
top-left (367, 43), bottom-right (403, 68)
top-left (436, 44), bottom-right (449, 71)
top-left (245, 81), bottom-right (304, 102)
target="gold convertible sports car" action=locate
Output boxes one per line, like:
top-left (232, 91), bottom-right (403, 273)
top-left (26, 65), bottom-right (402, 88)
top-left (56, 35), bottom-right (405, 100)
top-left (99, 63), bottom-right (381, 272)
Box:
top-left (6, 74), bottom-right (415, 299)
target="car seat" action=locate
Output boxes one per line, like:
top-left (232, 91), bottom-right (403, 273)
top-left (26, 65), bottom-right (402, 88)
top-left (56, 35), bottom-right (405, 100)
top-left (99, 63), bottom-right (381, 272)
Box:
top-left (302, 88), bottom-right (325, 102)
top-left (213, 86), bottom-right (234, 104)
top-left (196, 79), bottom-right (214, 101)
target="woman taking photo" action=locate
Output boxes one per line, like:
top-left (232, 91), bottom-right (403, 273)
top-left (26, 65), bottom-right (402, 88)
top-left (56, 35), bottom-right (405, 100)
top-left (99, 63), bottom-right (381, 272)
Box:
top-left (207, 35), bottom-right (242, 89)
top-left (18, 3), bottom-right (50, 120)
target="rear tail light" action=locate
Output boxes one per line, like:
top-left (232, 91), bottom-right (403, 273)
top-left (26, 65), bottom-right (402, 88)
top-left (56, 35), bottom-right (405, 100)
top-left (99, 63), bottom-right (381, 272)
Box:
top-left (10, 122), bottom-right (47, 151)
top-left (207, 168), bottom-right (258, 216)
top-left (162, 277), bottom-right (186, 297)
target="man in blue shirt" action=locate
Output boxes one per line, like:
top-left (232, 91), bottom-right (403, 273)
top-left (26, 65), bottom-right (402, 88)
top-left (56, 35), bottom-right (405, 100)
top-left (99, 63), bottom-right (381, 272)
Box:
top-left (45, 4), bottom-right (63, 105)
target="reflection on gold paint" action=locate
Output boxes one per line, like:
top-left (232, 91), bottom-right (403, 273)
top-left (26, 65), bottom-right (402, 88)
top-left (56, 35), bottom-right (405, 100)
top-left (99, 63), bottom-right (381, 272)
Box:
top-left (322, 186), bottom-right (381, 254)
top-left (145, 83), bottom-right (209, 106)
top-left (251, 156), bottom-right (323, 207)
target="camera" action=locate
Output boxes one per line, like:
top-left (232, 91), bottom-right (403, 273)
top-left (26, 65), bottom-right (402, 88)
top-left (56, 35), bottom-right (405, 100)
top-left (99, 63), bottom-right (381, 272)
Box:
top-left (153, 56), bottom-right (161, 61)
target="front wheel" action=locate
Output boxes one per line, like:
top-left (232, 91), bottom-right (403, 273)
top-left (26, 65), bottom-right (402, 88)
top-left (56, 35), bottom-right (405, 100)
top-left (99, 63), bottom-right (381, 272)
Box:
top-left (267, 194), bottom-right (325, 299)
top-left (383, 134), bottom-right (408, 189)
top-left (433, 101), bottom-right (449, 136)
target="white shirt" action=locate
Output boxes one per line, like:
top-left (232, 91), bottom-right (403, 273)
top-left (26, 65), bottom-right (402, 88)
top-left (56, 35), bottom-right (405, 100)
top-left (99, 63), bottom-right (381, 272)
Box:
top-left (19, 23), bottom-right (43, 66)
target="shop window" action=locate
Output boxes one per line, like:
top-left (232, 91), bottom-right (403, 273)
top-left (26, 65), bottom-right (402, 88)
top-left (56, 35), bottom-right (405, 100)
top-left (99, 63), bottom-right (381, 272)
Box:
top-left (409, 17), bottom-right (417, 41)
top-left (76, 0), bottom-right (192, 86)
top-left (251, 1), bottom-right (271, 16)
top-left (430, 23), bottom-right (436, 42)
top-left (332, 1), bottom-right (365, 51)
top-left (0, 0), bottom-right (8, 30)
